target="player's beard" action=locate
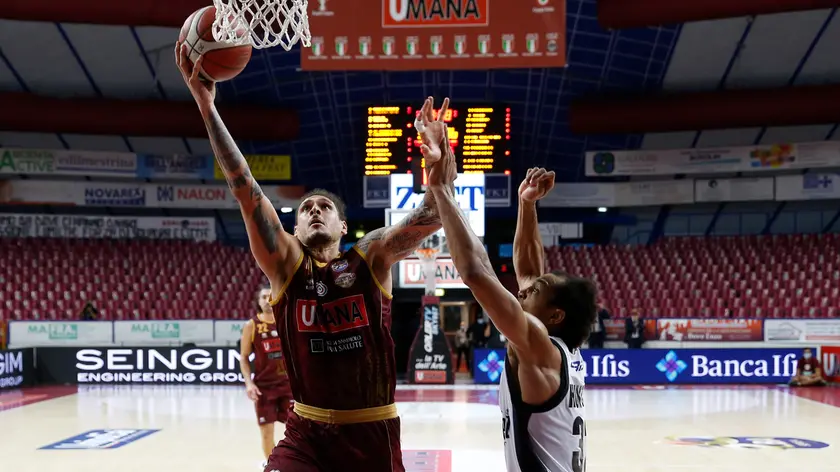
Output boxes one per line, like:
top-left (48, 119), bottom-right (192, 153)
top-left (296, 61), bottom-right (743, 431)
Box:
top-left (303, 227), bottom-right (337, 249)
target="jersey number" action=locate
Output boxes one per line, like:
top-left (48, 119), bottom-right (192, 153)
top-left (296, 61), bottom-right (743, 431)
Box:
top-left (571, 416), bottom-right (587, 472)
top-left (257, 323), bottom-right (269, 335)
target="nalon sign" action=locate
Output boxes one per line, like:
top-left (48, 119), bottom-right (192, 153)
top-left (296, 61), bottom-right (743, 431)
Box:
top-left (398, 258), bottom-right (467, 289)
top-left (390, 173), bottom-right (485, 237)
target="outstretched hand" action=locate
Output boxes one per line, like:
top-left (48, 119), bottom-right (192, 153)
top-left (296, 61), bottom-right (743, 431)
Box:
top-left (518, 167), bottom-right (555, 202)
top-left (174, 41), bottom-right (216, 108)
top-left (427, 123), bottom-right (457, 188)
top-left (417, 96), bottom-right (450, 167)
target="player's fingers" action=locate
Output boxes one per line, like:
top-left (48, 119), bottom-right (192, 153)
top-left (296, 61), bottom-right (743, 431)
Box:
top-left (525, 167), bottom-right (537, 183)
top-left (421, 97), bottom-right (432, 125)
top-left (437, 98), bottom-right (450, 122)
top-left (530, 168), bottom-right (546, 185)
top-left (174, 41), bottom-right (181, 67)
top-left (191, 55), bottom-right (204, 82)
top-left (426, 96), bottom-right (436, 123)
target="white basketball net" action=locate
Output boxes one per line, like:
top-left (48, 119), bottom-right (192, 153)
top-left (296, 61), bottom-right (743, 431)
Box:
top-left (415, 233), bottom-right (445, 296)
top-left (212, 0), bottom-right (312, 50)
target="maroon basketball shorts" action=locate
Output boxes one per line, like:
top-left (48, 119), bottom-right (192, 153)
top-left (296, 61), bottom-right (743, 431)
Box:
top-left (264, 403), bottom-right (404, 472)
top-left (255, 383), bottom-right (294, 425)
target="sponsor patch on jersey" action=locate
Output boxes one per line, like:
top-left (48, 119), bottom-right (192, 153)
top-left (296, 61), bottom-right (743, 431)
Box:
top-left (316, 281), bottom-right (328, 297)
top-left (271, 330), bottom-right (278, 337)
top-left (331, 260), bottom-right (349, 272)
top-left (295, 295), bottom-right (370, 333)
top-left (39, 429), bottom-right (160, 450)
top-left (262, 338), bottom-right (282, 353)
top-left (334, 272), bottom-right (357, 288)
top-left (306, 278), bottom-right (315, 291)
top-left (309, 335), bottom-right (364, 354)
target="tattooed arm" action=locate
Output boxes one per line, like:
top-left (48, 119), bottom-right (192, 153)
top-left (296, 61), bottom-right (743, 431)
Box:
top-left (355, 191), bottom-right (443, 284)
top-left (202, 106), bottom-right (301, 287)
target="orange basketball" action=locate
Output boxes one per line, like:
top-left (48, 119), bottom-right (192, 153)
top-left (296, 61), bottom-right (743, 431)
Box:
top-left (179, 6), bottom-right (252, 82)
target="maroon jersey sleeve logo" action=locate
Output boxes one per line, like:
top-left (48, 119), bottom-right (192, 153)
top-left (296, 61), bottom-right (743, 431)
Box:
top-left (295, 295), bottom-right (370, 333)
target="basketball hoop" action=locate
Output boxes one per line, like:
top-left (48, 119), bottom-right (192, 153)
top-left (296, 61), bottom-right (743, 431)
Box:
top-left (212, 0), bottom-right (312, 50)
top-left (415, 233), bottom-right (445, 295)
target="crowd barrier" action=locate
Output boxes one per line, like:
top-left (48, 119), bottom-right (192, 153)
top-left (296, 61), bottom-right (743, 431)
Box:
top-left (8, 320), bottom-right (246, 348)
top-left (1, 344), bottom-right (837, 388)
top-left (12, 318), bottom-right (840, 349)
top-left (0, 348), bottom-right (34, 391)
top-left (474, 347), bottom-right (830, 385)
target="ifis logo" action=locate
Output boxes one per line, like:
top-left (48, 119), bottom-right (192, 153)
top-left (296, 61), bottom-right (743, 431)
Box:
top-left (335, 37), bottom-right (348, 57)
top-left (501, 35), bottom-right (515, 54)
top-left (359, 37), bottom-right (371, 57)
top-left (454, 36), bottom-right (466, 55)
top-left (383, 37), bottom-right (395, 56)
top-left (822, 351), bottom-right (838, 379)
top-left (525, 34), bottom-right (539, 54)
top-left (311, 37), bottom-right (324, 57)
top-left (430, 36), bottom-right (442, 56)
top-left (477, 35), bottom-right (490, 55)
top-left (406, 36), bottom-right (419, 56)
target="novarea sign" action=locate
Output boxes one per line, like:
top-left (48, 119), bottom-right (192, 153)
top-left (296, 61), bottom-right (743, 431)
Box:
top-left (581, 348), bottom-right (809, 385)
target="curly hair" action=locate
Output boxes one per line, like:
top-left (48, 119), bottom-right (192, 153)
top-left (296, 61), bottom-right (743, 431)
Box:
top-left (547, 271), bottom-right (598, 350)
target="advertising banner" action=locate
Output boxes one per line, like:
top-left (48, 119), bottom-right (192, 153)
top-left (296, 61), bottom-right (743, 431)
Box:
top-left (0, 148), bottom-right (137, 177)
top-left (8, 321), bottom-right (113, 348)
top-left (0, 214), bottom-right (216, 241)
top-left (302, 0), bottom-right (565, 71)
top-left (366, 174), bottom-right (509, 209)
top-left (602, 319), bottom-right (657, 342)
top-left (581, 348), bottom-right (808, 384)
top-left (137, 154), bottom-right (214, 180)
top-left (214, 321), bottom-right (248, 345)
top-left (540, 180), bottom-right (694, 207)
top-left (397, 258), bottom-right (467, 289)
top-left (113, 321), bottom-right (215, 345)
top-left (585, 141), bottom-right (840, 177)
top-left (214, 155), bottom-right (291, 181)
top-left (656, 319), bottom-right (763, 342)
top-left (764, 319), bottom-right (840, 343)
top-left (821, 345), bottom-right (840, 383)
top-left (694, 177), bottom-right (775, 203)
top-left (390, 172), bottom-right (485, 235)
top-left (0, 180), bottom-right (304, 210)
top-left (473, 348), bottom-right (506, 385)
top-left (36, 347), bottom-right (251, 385)
top-left (0, 348), bottom-right (34, 390)
top-left (407, 297), bottom-right (454, 384)
top-left (0, 180), bottom-right (146, 207)
top-left (774, 173), bottom-right (840, 201)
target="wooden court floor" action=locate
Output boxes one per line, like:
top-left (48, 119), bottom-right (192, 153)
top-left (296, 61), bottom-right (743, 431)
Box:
top-left (1, 384), bottom-right (839, 471)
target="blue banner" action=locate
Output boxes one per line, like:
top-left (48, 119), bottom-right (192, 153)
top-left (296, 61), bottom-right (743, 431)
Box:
top-left (474, 348), bottom-right (507, 384)
top-left (136, 154), bottom-right (214, 180)
top-left (472, 348), bottom-right (811, 385)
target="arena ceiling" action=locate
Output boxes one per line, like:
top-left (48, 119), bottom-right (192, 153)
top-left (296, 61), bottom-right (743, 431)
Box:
top-left (1, 2), bottom-right (840, 206)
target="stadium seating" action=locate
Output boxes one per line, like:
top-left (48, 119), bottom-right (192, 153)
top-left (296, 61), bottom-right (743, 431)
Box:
top-left (545, 233), bottom-right (840, 319)
top-left (2, 233), bottom-right (838, 321)
top-left (0, 238), bottom-right (262, 321)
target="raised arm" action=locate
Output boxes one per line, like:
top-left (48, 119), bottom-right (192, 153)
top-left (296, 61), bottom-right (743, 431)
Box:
top-left (427, 148), bottom-right (555, 365)
top-left (356, 97), bottom-right (451, 274)
top-left (514, 168), bottom-right (555, 290)
top-left (176, 44), bottom-right (301, 288)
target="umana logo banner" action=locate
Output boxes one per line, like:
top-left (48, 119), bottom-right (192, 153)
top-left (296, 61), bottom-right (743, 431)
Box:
top-left (301, 0), bottom-right (566, 71)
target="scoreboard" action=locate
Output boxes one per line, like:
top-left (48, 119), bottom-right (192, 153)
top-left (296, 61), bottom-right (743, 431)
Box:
top-left (365, 104), bottom-right (511, 176)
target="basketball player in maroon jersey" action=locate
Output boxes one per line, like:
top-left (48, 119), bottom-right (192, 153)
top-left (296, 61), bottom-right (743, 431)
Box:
top-left (239, 286), bottom-right (294, 465)
top-left (177, 44), bottom-right (455, 472)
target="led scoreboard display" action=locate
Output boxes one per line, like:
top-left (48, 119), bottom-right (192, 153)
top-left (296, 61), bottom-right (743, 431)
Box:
top-left (365, 104), bottom-right (511, 176)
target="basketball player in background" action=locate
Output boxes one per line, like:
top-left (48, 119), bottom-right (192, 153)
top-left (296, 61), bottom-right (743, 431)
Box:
top-left (426, 148), bottom-right (597, 472)
top-left (177, 43), bottom-right (454, 472)
top-left (239, 287), bottom-right (294, 467)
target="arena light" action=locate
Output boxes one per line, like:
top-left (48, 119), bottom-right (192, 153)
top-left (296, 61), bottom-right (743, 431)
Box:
top-left (598, 207), bottom-right (608, 213)
top-left (280, 207), bottom-right (293, 213)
